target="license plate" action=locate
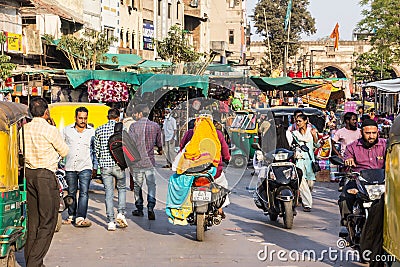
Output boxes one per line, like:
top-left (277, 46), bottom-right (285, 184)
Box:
top-left (192, 190), bottom-right (212, 201)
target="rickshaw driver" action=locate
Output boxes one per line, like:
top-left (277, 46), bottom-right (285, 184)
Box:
top-left (22, 97), bottom-right (69, 267)
top-left (338, 119), bottom-right (386, 226)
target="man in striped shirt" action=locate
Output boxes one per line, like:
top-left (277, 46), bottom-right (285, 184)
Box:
top-left (22, 97), bottom-right (69, 267)
top-left (94, 108), bottom-right (128, 231)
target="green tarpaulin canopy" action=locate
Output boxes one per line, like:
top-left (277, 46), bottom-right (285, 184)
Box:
top-left (250, 76), bottom-right (320, 91)
top-left (140, 74), bottom-right (209, 97)
top-left (100, 54), bottom-right (143, 68)
top-left (137, 60), bottom-right (172, 68)
top-left (206, 64), bottom-right (233, 72)
top-left (65, 70), bottom-right (140, 88)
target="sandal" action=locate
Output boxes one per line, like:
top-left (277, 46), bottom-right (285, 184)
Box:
top-left (75, 218), bottom-right (92, 227)
top-left (62, 216), bottom-right (73, 225)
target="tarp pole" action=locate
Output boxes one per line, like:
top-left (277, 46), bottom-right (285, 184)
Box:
top-left (186, 90), bottom-right (189, 131)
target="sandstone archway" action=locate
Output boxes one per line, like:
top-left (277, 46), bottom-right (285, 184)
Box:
top-left (319, 64), bottom-right (352, 79)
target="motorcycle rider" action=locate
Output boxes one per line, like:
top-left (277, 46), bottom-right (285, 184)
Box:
top-left (332, 112), bottom-right (361, 159)
top-left (180, 113), bottom-right (230, 218)
top-left (338, 119), bottom-right (386, 226)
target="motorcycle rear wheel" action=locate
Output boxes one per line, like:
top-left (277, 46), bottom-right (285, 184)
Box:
top-left (283, 201), bottom-right (294, 229)
top-left (196, 213), bottom-right (206, 241)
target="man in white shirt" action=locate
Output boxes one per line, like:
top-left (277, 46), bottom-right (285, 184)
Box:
top-left (62, 107), bottom-right (97, 227)
top-left (162, 108), bottom-right (177, 168)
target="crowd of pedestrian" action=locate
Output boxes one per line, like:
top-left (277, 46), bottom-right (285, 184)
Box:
top-left (20, 95), bottom-right (396, 266)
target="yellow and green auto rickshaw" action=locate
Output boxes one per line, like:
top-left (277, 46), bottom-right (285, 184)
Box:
top-left (0, 102), bottom-right (30, 266)
top-left (229, 110), bottom-right (259, 168)
top-left (383, 115), bottom-right (400, 265)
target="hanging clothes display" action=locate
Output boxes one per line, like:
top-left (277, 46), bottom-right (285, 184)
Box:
top-left (87, 80), bottom-right (129, 102)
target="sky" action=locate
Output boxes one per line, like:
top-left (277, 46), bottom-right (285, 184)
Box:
top-left (246, 0), bottom-right (364, 41)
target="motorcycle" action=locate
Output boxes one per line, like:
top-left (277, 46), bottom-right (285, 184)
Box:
top-left (330, 156), bottom-right (385, 251)
top-left (187, 168), bottom-right (229, 241)
top-left (55, 169), bottom-right (74, 232)
top-left (251, 143), bottom-right (305, 229)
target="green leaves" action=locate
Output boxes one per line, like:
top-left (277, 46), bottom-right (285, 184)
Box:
top-left (56, 29), bottom-right (117, 69)
top-left (0, 55), bottom-right (16, 81)
top-left (253, 0), bottom-right (316, 75)
top-left (353, 51), bottom-right (393, 82)
top-left (353, 0), bottom-right (400, 81)
top-left (153, 25), bottom-right (202, 63)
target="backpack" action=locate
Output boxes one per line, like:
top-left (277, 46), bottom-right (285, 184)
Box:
top-left (108, 122), bottom-right (141, 169)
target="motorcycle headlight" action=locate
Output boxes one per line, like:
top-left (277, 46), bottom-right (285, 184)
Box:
top-left (365, 184), bottom-right (385, 201)
top-left (273, 152), bottom-right (288, 161)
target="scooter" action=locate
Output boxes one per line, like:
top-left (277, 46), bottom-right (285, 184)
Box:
top-left (187, 168), bottom-right (229, 241)
top-left (251, 143), bottom-right (304, 229)
top-left (55, 169), bottom-right (74, 232)
top-left (330, 156), bottom-right (385, 251)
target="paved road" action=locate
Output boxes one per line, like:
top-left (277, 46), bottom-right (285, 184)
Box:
top-left (15, 157), bottom-right (366, 267)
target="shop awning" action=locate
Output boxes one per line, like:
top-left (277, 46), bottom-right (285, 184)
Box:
top-left (0, 102), bottom-right (29, 133)
top-left (65, 70), bottom-right (140, 88)
top-left (26, 0), bottom-right (85, 24)
top-left (365, 78), bottom-right (400, 93)
top-left (99, 54), bottom-right (143, 68)
top-left (251, 76), bottom-right (320, 92)
top-left (140, 74), bottom-right (209, 97)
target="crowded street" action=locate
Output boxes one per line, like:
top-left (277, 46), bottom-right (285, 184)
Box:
top-left (1, 0), bottom-right (400, 266)
top-left (13, 156), bottom-right (363, 267)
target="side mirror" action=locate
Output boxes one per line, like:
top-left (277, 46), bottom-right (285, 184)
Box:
top-left (251, 143), bottom-right (261, 150)
top-left (300, 144), bottom-right (309, 152)
top-left (330, 155), bottom-right (344, 166)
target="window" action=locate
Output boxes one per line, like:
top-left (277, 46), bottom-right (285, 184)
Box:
top-left (22, 16), bottom-right (36, 25)
top-left (120, 29), bottom-right (124, 46)
top-left (158, 0), bottom-right (161, 16)
top-left (126, 31), bottom-right (129, 48)
top-left (229, 29), bottom-right (234, 44)
top-left (168, 3), bottom-right (171, 19)
top-left (131, 33), bottom-right (135, 49)
top-left (105, 27), bottom-right (115, 41)
top-left (176, 2), bottom-right (179, 19)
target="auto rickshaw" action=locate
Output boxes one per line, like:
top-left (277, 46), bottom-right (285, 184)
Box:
top-left (48, 102), bottom-right (111, 130)
top-left (383, 115), bottom-right (400, 265)
top-left (0, 102), bottom-right (30, 266)
top-left (229, 110), bottom-right (259, 168)
top-left (256, 106), bottom-right (326, 133)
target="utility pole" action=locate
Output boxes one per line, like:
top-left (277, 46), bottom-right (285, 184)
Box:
top-left (263, 8), bottom-right (273, 74)
top-left (283, 15), bottom-right (291, 77)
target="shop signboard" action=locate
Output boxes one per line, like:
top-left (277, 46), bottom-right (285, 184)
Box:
top-left (143, 23), bottom-right (154, 50)
top-left (302, 83), bottom-right (332, 108)
top-left (6, 32), bottom-right (22, 53)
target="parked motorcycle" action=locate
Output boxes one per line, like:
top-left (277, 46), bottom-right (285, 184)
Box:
top-left (330, 156), bottom-right (385, 251)
top-left (187, 169), bottom-right (229, 241)
top-left (55, 169), bottom-right (74, 232)
top-left (251, 143), bottom-right (304, 229)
